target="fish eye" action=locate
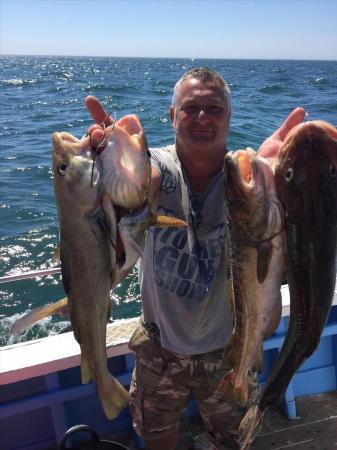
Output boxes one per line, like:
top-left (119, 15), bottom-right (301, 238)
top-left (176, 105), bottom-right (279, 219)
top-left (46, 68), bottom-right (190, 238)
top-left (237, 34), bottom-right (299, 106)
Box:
top-left (58, 161), bottom-right (68, 175)
top-left (328, 164), bottom-right (336, 179)
top-left (285, 167), bottom-right (294, 182)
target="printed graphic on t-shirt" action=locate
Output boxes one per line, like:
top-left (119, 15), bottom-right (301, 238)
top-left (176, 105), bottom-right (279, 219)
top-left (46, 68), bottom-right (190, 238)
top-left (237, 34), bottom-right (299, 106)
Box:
top-left (152, 223), bottom-right (225, 301)
top-left (160, 170), bottom-right (176, 194)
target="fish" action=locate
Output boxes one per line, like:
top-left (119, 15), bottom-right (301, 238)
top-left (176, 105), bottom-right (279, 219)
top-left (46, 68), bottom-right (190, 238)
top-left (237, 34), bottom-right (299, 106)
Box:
top-left (10, 297), bottom-right (69, 335)
top-left (239, 121), bottom-right (337, 449)
top-left (220, 149), bottom-right (284, 407)
top-left (97, 114), bottom-right (151, 211)
top-left (53, 115), bottom-right (186, 420)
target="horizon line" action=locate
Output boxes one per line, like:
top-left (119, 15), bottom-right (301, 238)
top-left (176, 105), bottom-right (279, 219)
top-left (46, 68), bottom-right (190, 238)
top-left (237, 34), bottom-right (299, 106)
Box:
top-left (1, 53), bottom-right (337, 63)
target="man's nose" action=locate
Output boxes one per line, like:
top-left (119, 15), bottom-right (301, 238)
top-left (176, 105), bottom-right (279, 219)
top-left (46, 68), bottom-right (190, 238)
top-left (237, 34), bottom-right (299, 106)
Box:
top-left (196, 109), bottom-right (209, 122)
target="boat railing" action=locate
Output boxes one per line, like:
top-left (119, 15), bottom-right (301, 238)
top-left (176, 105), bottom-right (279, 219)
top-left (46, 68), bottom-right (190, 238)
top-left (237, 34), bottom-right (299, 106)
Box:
top-left (0, 267), bottom-right (61, 284)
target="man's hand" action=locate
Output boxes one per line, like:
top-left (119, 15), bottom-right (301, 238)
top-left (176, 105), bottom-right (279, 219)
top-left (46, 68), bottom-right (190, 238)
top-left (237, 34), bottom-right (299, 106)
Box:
top-left (257, 107), bottom-right (306, 165)
top-left (85, 95), bottom-right (114, 148)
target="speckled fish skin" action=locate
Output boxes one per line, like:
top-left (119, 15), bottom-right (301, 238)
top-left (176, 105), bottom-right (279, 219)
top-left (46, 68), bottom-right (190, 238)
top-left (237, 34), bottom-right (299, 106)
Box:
top-left (239, 121), bottom-right (337, 450)
top-left (220, 149), bottom-right (284, 408)
top-left (52, 130), bottom-right (130, 420)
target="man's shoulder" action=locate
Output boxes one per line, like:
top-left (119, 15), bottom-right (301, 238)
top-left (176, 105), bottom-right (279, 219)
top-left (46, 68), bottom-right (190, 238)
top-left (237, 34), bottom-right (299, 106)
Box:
top-left (149, 144), bottom-right (179, 170)
top-left (149, 144), bottom-right (176, 158)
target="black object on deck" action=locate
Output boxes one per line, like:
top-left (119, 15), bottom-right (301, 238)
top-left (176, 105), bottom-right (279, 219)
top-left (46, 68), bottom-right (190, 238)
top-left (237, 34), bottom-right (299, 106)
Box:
top-left (58, 424), bottom-right (129, 450)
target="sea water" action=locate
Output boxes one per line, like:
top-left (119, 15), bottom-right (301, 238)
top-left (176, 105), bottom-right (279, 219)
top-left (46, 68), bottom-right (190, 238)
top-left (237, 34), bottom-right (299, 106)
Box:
top-left (1, 56), bottom-right (336, 345)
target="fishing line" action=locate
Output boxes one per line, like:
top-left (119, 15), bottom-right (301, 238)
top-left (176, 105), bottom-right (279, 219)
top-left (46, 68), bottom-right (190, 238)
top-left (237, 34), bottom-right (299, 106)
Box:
top-left (90, 110), bottom-right (117, 188)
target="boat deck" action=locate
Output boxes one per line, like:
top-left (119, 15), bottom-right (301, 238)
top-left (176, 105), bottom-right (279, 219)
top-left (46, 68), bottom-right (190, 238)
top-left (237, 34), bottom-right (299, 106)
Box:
top-left (104, 391), bottom-right (337, 449)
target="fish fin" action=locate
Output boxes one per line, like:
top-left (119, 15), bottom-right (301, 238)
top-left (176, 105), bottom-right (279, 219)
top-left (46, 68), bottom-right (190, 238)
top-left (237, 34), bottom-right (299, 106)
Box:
top-left (97, 373), bottom-right (130, 420)
top-left (10, 298), bottom-right (69, 335)
top-left (81, 355), bottom-right (94, 384)
top-left (219, 370), bottom-right (249, 407)
top-left (238, 405), bottom-right (264, 450)
top-left (143, 213), bottom-right (187, 228)
top-left (100, 196), bottom-right (122, 266)
top-left (256, 242), bottom-right (273, 284)
top-left (100, 195), bottom-right (118, 242)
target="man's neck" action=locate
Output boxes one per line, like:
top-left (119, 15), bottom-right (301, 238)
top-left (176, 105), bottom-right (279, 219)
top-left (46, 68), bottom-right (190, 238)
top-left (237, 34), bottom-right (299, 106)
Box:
top-left (176, 142), bottom-right (226, 193)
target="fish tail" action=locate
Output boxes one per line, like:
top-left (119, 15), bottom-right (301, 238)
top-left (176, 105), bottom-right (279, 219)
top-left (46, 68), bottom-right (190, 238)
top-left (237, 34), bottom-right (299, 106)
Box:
top-left (238, 405), bottom-right (264, 450)
top-left (219, 370), bottom-right (249, 407)
top-left (97, 373), bottom-right (130, 420)
top-left (10, 297), bottom-right (69, 335)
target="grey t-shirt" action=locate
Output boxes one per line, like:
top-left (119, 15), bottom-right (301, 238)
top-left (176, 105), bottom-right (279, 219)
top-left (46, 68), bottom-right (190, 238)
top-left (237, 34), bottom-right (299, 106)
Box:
top-left (139, 145), bottom-right (233, 355)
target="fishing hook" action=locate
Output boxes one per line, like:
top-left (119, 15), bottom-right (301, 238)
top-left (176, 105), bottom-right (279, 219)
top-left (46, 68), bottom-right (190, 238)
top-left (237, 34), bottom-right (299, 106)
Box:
top-left (90, 110), bottom-right (117, 188)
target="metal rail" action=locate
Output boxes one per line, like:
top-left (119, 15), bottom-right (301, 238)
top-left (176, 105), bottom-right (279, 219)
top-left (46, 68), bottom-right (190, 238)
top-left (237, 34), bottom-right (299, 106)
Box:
top-left (0, 267), bottom-right (61, 284)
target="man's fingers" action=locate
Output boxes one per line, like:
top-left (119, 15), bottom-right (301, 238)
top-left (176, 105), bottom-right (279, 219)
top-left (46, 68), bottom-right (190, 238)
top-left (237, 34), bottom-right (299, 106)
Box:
top-left (277, 107), bottom-right (306, 140)
top-left (88, 124), bottom-right (105, 148)
top-left (85, 96), bottom-right (114, 149)
top-left (85, 95), bottom-right (114, 126)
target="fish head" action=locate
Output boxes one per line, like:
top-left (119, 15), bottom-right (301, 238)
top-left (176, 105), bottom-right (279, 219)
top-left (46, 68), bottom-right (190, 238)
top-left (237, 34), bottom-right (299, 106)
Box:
top-left (225, 149), bottom-right (278, 240)
top-left (52, 132), bottom-right (99, 216)
top-left (275, 121), bottom-right (337, 239)
top-left (98, 114), bottom-right (151, 210)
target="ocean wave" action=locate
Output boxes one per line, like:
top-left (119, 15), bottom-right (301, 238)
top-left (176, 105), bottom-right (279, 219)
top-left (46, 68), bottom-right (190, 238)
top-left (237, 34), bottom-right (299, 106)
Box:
top-left (0, 78), bottom-right (38, 86)
top-left (307, 77), bottom-right (329, 86)
top-left (272, 68), bottom-right (288, 74)
top-left (258, 83), bottom-right (284, 94)
top-left (0, 313), bottom-right (70, 347)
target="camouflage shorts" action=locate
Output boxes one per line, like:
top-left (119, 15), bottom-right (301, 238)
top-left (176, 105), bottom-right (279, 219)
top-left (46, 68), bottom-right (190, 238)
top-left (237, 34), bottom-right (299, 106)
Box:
top-left (128, 319), bottom-right (259, 449)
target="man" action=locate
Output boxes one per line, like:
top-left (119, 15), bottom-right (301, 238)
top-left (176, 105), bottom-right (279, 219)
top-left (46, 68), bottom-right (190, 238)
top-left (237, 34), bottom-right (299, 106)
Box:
top-left (86, 68), bottom-right (305, 450)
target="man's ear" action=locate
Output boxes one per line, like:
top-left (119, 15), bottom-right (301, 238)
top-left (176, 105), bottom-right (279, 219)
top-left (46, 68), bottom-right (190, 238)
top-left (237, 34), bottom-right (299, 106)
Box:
top-left (169, 106), bottom-right (175, 127)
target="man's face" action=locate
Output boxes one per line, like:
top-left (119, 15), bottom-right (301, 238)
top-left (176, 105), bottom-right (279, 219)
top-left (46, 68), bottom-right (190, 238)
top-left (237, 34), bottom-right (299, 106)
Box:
top-left (170, 78), bottom-right (231, 151)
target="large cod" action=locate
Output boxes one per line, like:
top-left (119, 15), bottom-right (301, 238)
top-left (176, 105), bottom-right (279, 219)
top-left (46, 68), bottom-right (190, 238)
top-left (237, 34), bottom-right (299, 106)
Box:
top-left (220, 149), bottom-right (284, 407)
top-left (52, 115), bottom-right (184, 420)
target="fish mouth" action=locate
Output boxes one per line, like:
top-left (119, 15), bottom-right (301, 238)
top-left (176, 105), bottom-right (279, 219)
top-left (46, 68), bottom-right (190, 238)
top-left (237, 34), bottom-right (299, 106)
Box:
top-left (52, 131), bottom-right (83, 148)
top-left (226, 149), bottom-right (268, 193)
top-left (225, 149), bottom-right (282, 242)
top-left (226, 150), bottom-right (252, 186)
top-left (236, 150), bottom-right (253, 184)
top-left (97, 116), bottom-right (151, 210)
top-left (52, 132), bottom-right (88, 161)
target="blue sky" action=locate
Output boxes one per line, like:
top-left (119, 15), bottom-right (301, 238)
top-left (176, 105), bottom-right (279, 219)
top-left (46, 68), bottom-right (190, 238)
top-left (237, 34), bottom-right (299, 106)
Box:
top-left (1, 0), bottom-right (336, 60)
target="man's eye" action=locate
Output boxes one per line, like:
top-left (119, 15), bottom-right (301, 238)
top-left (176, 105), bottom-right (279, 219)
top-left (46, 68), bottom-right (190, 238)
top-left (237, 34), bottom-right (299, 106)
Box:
top-left (185, 106), bottom-right (197, 113)
top-left (207, 107), bottom-right (223, 114)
